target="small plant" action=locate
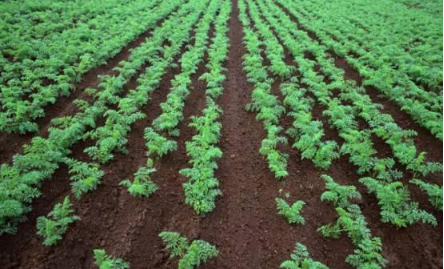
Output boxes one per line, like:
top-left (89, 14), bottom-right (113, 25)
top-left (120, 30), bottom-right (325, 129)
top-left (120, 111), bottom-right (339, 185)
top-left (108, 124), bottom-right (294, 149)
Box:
top-left (276, 198), bottom-right (305, 225)
top-left (320, 175), bottom-right (361, 208)
top-left (120, 164), bottom-right (158, 198)
top-left (159, 231), bottom-right (218, 269)
top-left (93, 249), bottom-right (129, 269)
top-left (144, 127), bottom-right (177, 158)
top-left (159, 231), bottom-right (189, 258)
top-left (260, 125), bottom-right (289, 179)
top-left (36, 197), bottom-right (80, 246)
top-left (318, 205), bottom-right (370, 243)
top-left (280, 242), bottom-right (329, 269)
top-left (65, 158), bottom-right (104, 199)
top-left (346, 237), bottom-right (387, 269)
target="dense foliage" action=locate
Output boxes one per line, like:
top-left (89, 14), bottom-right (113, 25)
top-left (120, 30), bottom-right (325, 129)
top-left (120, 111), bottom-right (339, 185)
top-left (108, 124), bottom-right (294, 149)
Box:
top-left (0, 0), bottom-right (441, 267)
top-left (159, 231), bottom-right (218, 269)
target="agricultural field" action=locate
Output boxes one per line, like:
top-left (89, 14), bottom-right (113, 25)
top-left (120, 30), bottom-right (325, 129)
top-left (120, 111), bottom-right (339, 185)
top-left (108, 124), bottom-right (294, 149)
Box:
top-left (0, 0), bottom-right (442, 268)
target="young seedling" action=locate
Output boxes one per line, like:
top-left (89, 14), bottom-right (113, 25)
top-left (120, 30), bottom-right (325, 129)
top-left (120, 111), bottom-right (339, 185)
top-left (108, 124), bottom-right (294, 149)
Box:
top-left (120, 164), bottom-right (158, 198)
top-left (280, 242), bottom-right (328, 269)
top-left (159, 231), bottom-right (218, 269)
top-left (65, 158), bottom-right (104, 199)
top-left (93, 249), bottom-right (129, 269)
top-left (276, 198), bottom-right (306, 225)
top-left (36, 197), bottom-right (80, 246)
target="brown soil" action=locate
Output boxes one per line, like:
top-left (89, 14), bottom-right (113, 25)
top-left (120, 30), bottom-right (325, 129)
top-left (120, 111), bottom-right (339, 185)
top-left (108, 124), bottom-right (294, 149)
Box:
top-left (0, 0), bottom-right (442, 269)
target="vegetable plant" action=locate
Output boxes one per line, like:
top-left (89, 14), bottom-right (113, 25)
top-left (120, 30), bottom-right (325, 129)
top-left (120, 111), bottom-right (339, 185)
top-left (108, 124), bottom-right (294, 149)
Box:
top-left (276, 198), bottom-right (306, 225)
top-left (36, 197), bottom-right (79, 246)
top-left (120, 164), bottom-right (158, 198)
top-left (159, 231), bottom-right (218, 269)
top-left (280, 243), bottom-right (329, 269)
top-left (93, 249), bottom-right (129, 269)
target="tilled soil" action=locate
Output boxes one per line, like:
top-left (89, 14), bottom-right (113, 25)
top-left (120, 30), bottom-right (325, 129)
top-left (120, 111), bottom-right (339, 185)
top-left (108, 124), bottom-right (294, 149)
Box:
top-left (0, 0), bottom-right (442, 268)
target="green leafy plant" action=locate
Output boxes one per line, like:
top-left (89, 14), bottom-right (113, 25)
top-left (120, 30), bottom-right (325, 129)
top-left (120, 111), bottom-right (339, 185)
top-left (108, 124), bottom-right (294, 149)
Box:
top-left (259, 125), bottom-right (289, 179)
top-left (346, 237), bottom-right (386, 269)
top-left (406, 152), bottom-right (443, 178)
top-left (144, 127), bottom-right (177, 159)
top-left (180, 103), bottom-right (223, 214)
top-left (320, 175), bottom-right (361, 208)
top-left (360, 177), bottom-right (437, 227)
top-left (280, 243), bottom-right (328, 269)
top-left (159, 231), bottom-right (189, 258)
top-left (84, 110), bottom-right (146, 163)
top-left (65, 158), bottom-right (104, 199)
top-left (276, 198), bottom-right (305, 225)
top-left (120, 165), bottom-right (158, 198)
top-left (318, 205), bottom-right (369, 243)
top-left (93, 249), bottom-right (129, 269)
top-left (36, 197), bottom-right (79, 246)
top-left (159, 231), bottom-right (218, 269)
top-left (410, 179), bottom-right (443, 211)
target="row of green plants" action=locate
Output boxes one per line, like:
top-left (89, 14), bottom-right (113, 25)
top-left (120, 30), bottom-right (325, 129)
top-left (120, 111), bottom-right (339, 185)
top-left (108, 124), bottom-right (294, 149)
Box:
top-left (0, 0), bottom-right (177, 133)
top-left (258, 0), bottom-right (441, 226)
top-left (121, 0), bottom-right (222, 199)
top-left (242, 3), bottom-right (333, 268)
top-left (239, 0), bottom-right (289, 179)
top-left (247, 0), bottom-right (340, 170)
top-left (275, 0), bottom-right (443, 140)
top-left (392, 0), bottom-right (443, 15)
top-left (324, 99), bottom-right (438, 227)
top-left (239, 7), bottom-right (439, 266)
top-left (291, 0), bottom-right (442, 92)
top-left (0, 0), bottom-right (207, 235)
top-left (319, 175), bottom-right (387, 269)
top-left (338, 87), bottom-right (442, 179)
top-left (83, 0), bottom-right (213, 164)
top-left (244, 3), bottom-right (386, 267)
top-left (288, 0), bottom-right (441, 212)
top-left (152, 0), bottom-right (221, 137)
top-left (180, 0), bottom-right (231, 214)
top-left (281, 0), bottom-right (442, 95)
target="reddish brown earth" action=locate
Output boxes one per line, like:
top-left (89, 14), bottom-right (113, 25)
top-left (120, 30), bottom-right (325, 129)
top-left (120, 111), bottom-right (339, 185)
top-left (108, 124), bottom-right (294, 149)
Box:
top-left (0, 0), bottom-right (442, 268)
